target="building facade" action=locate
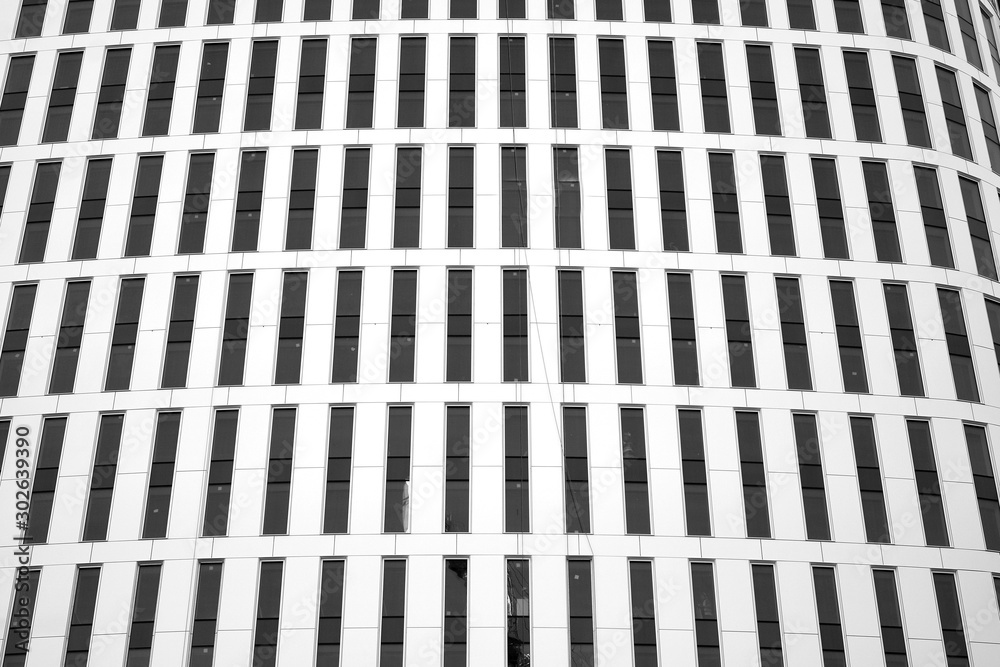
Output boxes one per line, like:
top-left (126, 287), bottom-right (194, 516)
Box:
top-left (3, 0), bottom-right (1000, 665)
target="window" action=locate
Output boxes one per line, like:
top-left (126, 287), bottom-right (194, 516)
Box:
top-left (127, 563), bottom-right (162, 665)
top-left (776, 277), bottom-right (811, 390)
top-left (835, 0), bottom-right (864, 32)
top-left (563, 406), bottom-right (590, 532)
top-left (691, 562), bottom-right (720, 664)
top-left (709, 152), bottom-right (741, 253)
top-left (42, 51), bottom-right (83, 143)
top-left (393, 147), bottom-right (422, 248)
top-left (218, 273), bottom-right (253, 386)
top-left (922, 0), bottom-right (951, 49)
top-left (317, 561), bottom-right (345, 661)
top-left (161, 275), bottom-right (198, 389)
top-left (737, 412), bottom-right (770, 537)
top-left (850, 416), bottom-right (890, 542)
top-left (353, 0), bottom-right (379, 18)
top-left (26, 416), bottom-right (66, 544)
top-left (813, 566), bottom-right (846, 665)
top-left (384, 406), bottom-right (412, 533)
top-left (938, 288), bottom-right (979, 401)
top-left (596, 0), bottom-right (622, 19)
top-left (959, 176), bottom-right (998, 279)
top-left (844, 51), bottom-right (881, 141)
top-left (380, 564), bottom-right (407, 665)
top-left (548, 0), bottom-right (574, 19)
top-left (286, 148), bottom-right (317, 250)
top-left (752, 564), bottom-right (783, 665)
top-left (105, 277), bottom-right (144, 391)
top-left (550, 37), bottom-right (578, 128)
top-left (830, 280), bottom-right (869, 393)
top-left (914, 166), bottom-right (954, 267)
top-left (0, 284), bottom-right (34, 397)
top-left (451, 0), bottom-right (476, 17)
top-left (812, 158), bottom-right (849, 259)
top-left (253, 563), bottom-right (283, 667)
top-left (389, 270), bottom-right (417, 383)
top-left (64, 567), bottom-right (100, 666)
top-left (693, 0), bottom-right (720, 23)
top-left (758, 155), bottom-right (794, 255)
top-left (398, 37), bottom-right (426, 128)
top-left (559, 270), bottom-right (586, 383)
top-left (450, 37), bottom-right (475, 128)
top-left (934, 572), bottom-right (970, 665)
top-left (401, 0), bottom-right (427, 17)
top-left (606, 149), bottom-right (635, 249)
top-left (794, 413), bottom-right (830, 539)
top-left (644, 0), bottom-right (671, 21)
top-left (568, 560), bottom-right (595, 664)
top-left (0, 55), bottom-right (35, 146)
top-left (501, 146), bottom-right (528, 248)
top-left (448, 147), bottom-right (474, 247)
top-left (50, 280), bottom-right (90, 394)
top-left (741, 0), bottom-right (768, 25)
top-left (92, 48), bottom-right (130, 140)
top-left (193, 43), bottom-right (228, 133)
top-left (19, 161), bottom-right (61, 263)
top-left (648, 40), bottom-right (679, 131)
top-left (444, 559), bottom-right (468, 666)
top-left (613, 271), bottom-right (642, 384)
top-left (795, 47), bottom-right (831, 138)
top-left (746, 45), bottom-right (780, 135)
top-left (893, 56), bottom-right (932, 147)
top-left (332, 271), bottom-right (362, 383)
top-left (629, 561), bottom-right (658, 665)
top-left (207, 0), bottom-right (235, 23)
top-left (72, 157), bottom-right (113, 260)
top-left (907, 419), bottom-right (949, 545)
top-left (256, 0), bottom-right (283, 21)
top-left (83, 413), bottom-right (123, 541)
top-left (445, 406), bottom-right (470, 532)
top-left (232, 151), bottom-right (266, 252)
top-left (882, 283), bottom-right (925, 396)
top-left (621, 407), bottom-right (650, 534)
top-left (722, 275), bottom-right (756, 388)
top-left (245, 40), bottom-right (277, 131)
top-left (503, 269), bottom-right (529, 382)
top-left (275, 272), bottom-right (306, 385)
top-left (667, 274), bottom-right (698, 385)
top-left (202, 410), bottom-right (238, 536)
top-left (0, 164), bottom-right (9, 217)
top-left (500, 0), bottom-right (526, 18)
top-left (698, 43), bottom-right (730, 132)
top-left (983, 6), bottom-right (1000, 79)
top-left (599, 38), bottom-right (628, 129)
top-left (937, 67), bottom-right (974, 159)
top-left (975, 84), bottom-right (1000, 172)
top-left (500, 37), bottom-right (526, 128)
top-left (882, 0), bottom-right (911, 37)
top-left (189, 562), bottom-right (223, 666)
top-left (3, 568), bottom-right (39, 663)
top-left (555, 147), bottom-right (581, 248)
top-left (680, 409), bottom-right (710, 535)
top-left (324, 407), bottom-right (354, 533)
top-left (446, 269), bottom-right (473, 382)
top-left (142, 44), bottom-right (179, 137)
top-left (15, 0), bottom-right (46, 37)
top-left (507, 559), bottom-right (530, 665)
top-left (340, 147), bottom-right (370, 249)
top-left (158, 0), bottom-right (188, 27)
top-left (142, 411), bottom-right (179, 539)
top-left (505, 405), bottom-right (529, 532)
top-left (860, 161), bottom-right (902, 262)
top-left (124, 155), bottom-right (163, 257)
top-left (956, 0), bottom-right (983, 69)
top-left (658, 150), bottom-right (688, 251)
top-left (295, 39), bottom-right (326, 130)
top-left (177, 153), bottom-right (215, 254)
top-left (965, 424), bottom-right (1000, 549)
top-left (787, 0), bottom-right (816, 28)
top-left (872, 570), bottom-right (907, 667)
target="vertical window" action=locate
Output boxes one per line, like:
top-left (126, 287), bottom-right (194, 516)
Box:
top-left (295, 39), bottom-right (326, 130)
top-left (568, 560), bottom-right (595, 665)
top-left (644, 0), bottom-right (671, 21)
top-left (709, 152), bottom-right (741, 253)
top-left (629, 561), bottom-right (658, 665)
top-left (3, 570), bottom-right (39, 663)
top-left (613, 271), bottom-right (642, 384)
top-left (934, 572), bottom-right (970, 665)
top-left (812, 158), bottom-right (849, 259)
top-left (844, 51), bottom-right (882, 142)
top-left (563, 406), bottom-right (590, 533)
top-left (648, 40), bottom-right (679, 131)
top-left (142, 411), bottom-right (179, 539)
top-left (324, 407), bottom-right (354, 533)
top-left (332, 271), bottom-right (362, 383)
top-left (389, 270), bottom-right (417, 383)
top-left (884, 283), bottom-right (924, 396)
top-left (894, 55), bottom-right (932, 147)
top-left (92, 48), bottom-right (131, 140)
top-left (501, 146), bottom-right (528, 248)
top-left (49, 280), bottom-right (90, 395)
top-left (105, 277), bottom-right (144, 391)
top-left (787, 0), bottom-right (816, 28)
top-left (957, 0), bottom-right (984, 68)
top-left (445, 406), bottom-right (470, 532)
top-left (691, 562), bottom-right (721, 665)
top-left (353, 0), bottom-right (380, 19)
top-left (741, 0), bottom-right (769, 25)
top-left (830, 280), bottom-right (868, 393)
top-left (252, 561), bottom-right (282, 666)
top-left (922, 0), bottom-right (952, 49)
top-left (203, 410), bottom-right (238, 536)
top-left (795, 47), bottom-right (832, 138)
top-left (400, 0), bottom-right (427, 18)
top-left (26, 416), bottom-right (66, 544)
top-left (959, 176), bottom-right (998, 279)
top-left (882, 0), bottom-right (911, 38)
top-left (505, 405), bottom-right (529, 533)
top-left (873, 570), bottom-right (908, 666)
top-left (18, 161), bottom-right (60, 263)
top-left (450, 37), bottom-right (475, 128)
top-left (232, 151), bottom-right (266, 252)
top-left (915, 166), bottom-right (954, 267)
top-left (207, 0), bottom-right (235, 23)
top-left (596, 0), bottom-right (622, 19)
top-left (835, 0), bottom-right (864, 32)
top-left (862, 161), bottom-right (901, 261)
top-left (500, 36), bottom-right (527, 128)
top-left (937, 67), bottom-right (974, 159)
top-left (340, 147), bottom-right (370, 249)
top-left (0, 164), bottom-right (9, 219)
top-left (723, 275), bottom-right (756, 388)
top-left (397, 37), bottom-right (426, 128)
top-left (621, 407), bottom-right (650, 534)
top-left (158, 0), bottom-right (188, 27)
top-left (752, 564), bottom-right (783, 665)
top-left (759, 155), bottom-right (794, 255)
top-left (72, 157), bottom-right (113, 260)
top-left (599, 38), bottom-right (628, 129)
top-left (737, 412), bottom-right (770, 537)
top-left (83, 413), bottom-right (123, 541)
top-left (317, 561), bottom-right (345, 661)
top-left (380, 564), bottom-right (406, 665)
top-left (177, 153), bottom-right (215, 254)
top-left (794, 413), bottom-right (830, 540)
top-left (446, 269), bottom-right (473, 383)
top-left (554, 147), bottom-right (581, 248)
top-left (384, 406), bottom-right (412, 533)
top-left (275, 272), bottom-right (306, 385)
top-left (0, 55), bottom-right (34, 146)
top-left (15, 0), bottom-right (47, 37)
top-left (975, 84), bottom-right (1000, 172)
top-left (813, 566), bottom-right (846, 665)
top-left (776, 277), bottom-right (811, 390)
top-left (64, 567), bottom-right (100, 666)
top-left (448, 147), bottom-right (474, 248)
top-left (548, 0), bottom-right (574, 19)
top-left (658, 150), bottom-right (688, 251)
top-left (124, 155), bottom-right (163, 257)
top-left (450, 0), bottom-right (476, 18)
top-left (189, 562), bottom-right (223, 666)
top-left (680, 409), bottom-right (710, 535)
top-left (127, 563), bottom-right (161, 665)
top-left (42, 51), bottom-right (83, 143)
top-left (503, 269), bottom-right (529, 382)
top-left (667, 274), bottom-right (698, 385)
top-left (983, 7), bottom-right (1000, 79)
top-left (965, 423), bottom-right (1000, 549)
top-left (0, 284), bottom-right (36, 397)
top-left (550, 37), bottom-right (578, 128)
top-left (245, 41), bottom-right (278, 131)
top-left (746, 45), bottom-right (780, 135)
top-left (938, 288), bottom-right (979, 401)
top-left (393, 146), bottom-right (422, 248)
top-left (606, 149), bottom-right (635, 250)
top-left (303, 0), bottom-right (331, 17)
top-left (693, 0), bottom-right (720, 23)
top-left (286, 148), bottom-right (317, 250)
top-left (558, 270), bottom-right (586, 383)
top-left (218, 273), bottom-right (253, 386)
top-left (444, 559), bottom-right (468, 666)
top-left (160, 275), bottom-right (198, 389)
top-left (507, 559), bottom-right (530, 664)
top-left (142, 44), bottom-right (179, 136)
top-left (908, 419), bottom-right (949, 545)
top-left (850, 416), bottom-right (890, 542)
top-left (193, 43), bottom-right (228, 134)
top-left (987, 298), bottom-right (1000, 378)
top-left (256, 0), bottom-right (283, 21)
top-left (698, 42), bottom-right (730, 132)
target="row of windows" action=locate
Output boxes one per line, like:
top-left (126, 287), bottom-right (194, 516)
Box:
top-left (4, 405), bottom-right (998, 548)
top-left (3, 37), bottom-right (999, 148)
top-left (1, 556), bottom-right (992, 667)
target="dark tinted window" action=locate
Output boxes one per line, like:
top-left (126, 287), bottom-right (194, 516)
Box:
top-left (506, 559), bottom-right (530, 665)
top-left (723, 275), bottom-right (756, 388)
top-left (794, 413), bottom-right (829, 540)
top-left (0, 283), bottom-right (37, 397)
top-left (776, 277), bottom-right (811, 390)
top-left (813, 567), bottom-right (846, 665)
top-left (872, 570), bottom-right (907, 667)
top-left (64, 567), bottom-right (101, 666)
top-left (959, 176), bottom-right (997, 279)
top-left (255, 0), bottom-right (283, 21)
top-left (158, 0), bottom-right (188, 27)
top-left (795, 48), bottom-right (831, 138)
top-left (127, 563), bottom-right (162, 664)
top-left (189, 562), bottom-right (223, 665)
top-left (324, 407), bottom-right (354, 533)
top-left (105, 277), bottom-right (145, 391)
top-left (503, 269), bottom-right (529, 381)
top-left (907, 420), bottom-right (948, 545)
top-left (843, 51), bottom-right (882, 141)
top-left (218, 273), bottom-right (253, 386)
top-left (691, 562), bottom-right (721, 665)
top-left (693, 0), bottom-right (720, 23)
top-left (812, 158), bottom-right (849, 259)
top-left (787, 0), bottom-right (816, 28)
top-left (82, 413), bottom-right (124, 541)
top-left (884, 283), bottom-right (924, 396)
top-left (353, 0), bottom-right (380, 19)
top-left (161, 275), bottom-right (198, 389)
top-left (26, 417), bottom-right (66, 543)
top-left (658, 150), bottom-right (688, 250)
top-left (606, 149), bottom-right (635, 250)
top-left (0, 56), bottom-right (35, 146)
top-left (384, 407), bottom-right (414, 533)
top-left (443, 559), bottom-right (468, 667)
top-left (232, 151), bottom-right (266, 252)
top-left (752, 564), bottom-right (783, 665)
top-left (332, 271), bottom-right (362, 383)
top-left (501, 146), bottom-right (528, 248)
top-left (450, 37), bottom-right (475, 128)
top-left (965, 424), bottom-right (1000, 549)
top-left (850, 416), bottom-right (890, 542)
top-left (862, 161), bottom-right (901, 262)
top-left (737, 412), bottom-right (769, 536)
top-left (177, 153), bottom-right (215, 254)
top-left (446, 269), bottom-right (473, 382)
top-left (202, 410), bottom-right (238, 536)
top-left (72, 158), bottom-right (113, 260)
top-left (568, 560), bottom-right (595, 664)
top-left (274, 272), bottom-right (307, 385)
top-left (933, 572), bottom-right (970, 665)
top-left (881, 0), bottom-right (911, 38)
top-left (340, 148), bottom-right (370, 249)
top-left (698, 43), bottom-right (730, 132)
top-left (613, 272), bottom-right (642, 384)
top-left (599, 38), bottom-right (628, 129)
top-left (49, 280), bottom-right (91, 394)
top-left (629, 562), bottom-right (658, 665)
top-left (295, 39), bottom-right (327, 130)
top-left (286, 148), bottom-right (317, 250)
top-left (550, 37), bottom-right (578, 128)
top-left (668, 274), bottom-right (698, 385)
top-left (142, 412), bottom-right (180, 538)
top-left (16, 0), bottom-right (47, 37)
top-left (505, 406), bottom-right (529, 532)
top-left (747, 45), bottom-right (780, 135)
top-left (92, 48), bottom-right (131, 140)
top-left (124, 155), bottom-right (163, 257)
top-left (262, 409), bottom-right (295, 535)
top-left (445, 407), bottom-right (470, 532)
top-left (563, 406), bottom-right (590, 532)
top-left (741, 0), bottom-right (768, 25)
top-left (252, 562), bottom-right (283, 667)
top-left (648, 40), bottom-right (679, 131)
top-left (709, 152), bottom-right (741, 253)
top-left (621, 407), bottom-right (650, 534)
top-left (835, 0), bottom-right (864, 32)
top-left (143, 45), bottom-right (179, 136)
top-left (393, 147), bottom-right (422, 248)
top-left (207, 0), bottom-right (234, 23)
top-left (555, 147), bottom-right (581, 248)
top-left (19, 161), bottom-right (61, 263)
top-left (938, 288), bottom-right (979, 401)
top-left (316, 560), bottom-right (345, 661)
top-left (830, 280), bottom-right (869, 393)
top-left (893, 56), bottom-right (932, 147)
top-left (193, 43), bottom-right (228, 133)
top-left (760, 155), bottom-right (794, 255)
top-left (389, 270), bottom-right (418, 383)
top-left (936, 66), bottom-right (974, 159)
top-left (500, 37), bottom-right (526, 128)
top-left (448, 147), bottom-right (474, 248)
top-left (42, 51), bottom-right (83, 143)
top-left (559, 270), bottom-right (586, 383)
top-left (397, 37), bottom-right (426, 128)
top-left (245, 41), bottom-right (278, 131)
top-left (914, 166), bottom-right (953, 267)
top-left (975, 84), bottom-right (1000, 172)
top-left (922, 0), bottom-right (952, 50)
top-left (680, 409), bottom-right (710, 535)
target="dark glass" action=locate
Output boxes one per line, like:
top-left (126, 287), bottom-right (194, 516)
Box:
top-left (202, 411), bottom-right (238, 536)
top-left (501, 146), bottom-right (528, 248)
top-left (500, 37), bottom-right (526, 128)
top-left (746, 45), bottom-right (780, 135)
top-left (893, 56), bottom-right (932, 147)
top-left (189, 562), bottom-right (223, 665)
top-left (450, 37), bottom-right (476, 128)
top-left (232, 151), bottom-right (266, 252)
top-left (872, 570), bottom-right (908, 666)
top-left (649, 40), bottom-right (679, 131)
top-left (177, 153), bottom-right (215, 254)
top-left (316, 561), bottom-right (345, 660)
top-left (975, 84), bottom-right (1000, 173)
top-left (49, 281), bottom-right (91, 394)
top-left (445, 407), bottom-right (470, 532)
top-left (507, 559), bottom-right (530, 665)
top-left (126, 563), bottom-right (162, 666)
top-left (555, 147), bottom-right (581, 248)
top-left (503, 270), bottom-right (529, 382)
top-left (550, 37), bottom-right (578, 128)
top-left (741, 0), bottom-right (768, 25)
top-left (71, 158), bottom-right (112, 260)
top-left (811, 158), bottom-right (849, 259)
top-left (759, 155), bottom-right (794, 255)
top-left (193, 43), bottom-right (228, 133)
top-left (393, 147), bottom-right (422, 248)
top-left (629, 562), bottom-right (658, 666)
top-left (42, 51), bottom-right (83, 143)
top-left (936, 67), bottom-right (973, 159)
top-left (296, 40), bottom-right (327, 130)
top-left (861, 161), bottom-right (901, 262)
top-left (621, 407), bottom-right (650, 534)
top-left (693, 0), bottom-right (720, 23)
top-left (218, 274), bottom-right (253, 386)
top-left (353, 0), bottom-right (380, 19)
top-left (505, 406), bottom-right (530, 532)
top-left (397, 37), bottom-right (426, 128)
top-left (606, 149), bottom-right (635, 249)
top-left (0, 55), bottom-right (34, 146)
top-left (332, 271), bottom-right (363, 383)
top-left (709, 152), bottom-right (741, 253)
top-left (286, 149), bottom-right (318, 250)
top-left (400, 0), bottom-right (427, 17)
top-left (0, 284), bottom-right (37, 397)
top-left (26, 417), bottom-right (66, 544)
top-left (105, 277), bottom-right (145, 391)
top-left (723, 276), bottom-right (756, 388)
top-left (843, 51), bottom-right (882, 141)
top-left (448, 147), bottom-right (474, 248)
top-left (644, 0), bottom-right (671, 21)
top-left (787, 0), bottom-right (816, 28)
top-left (698, 43), bottom-right (730, 132)
top-left (547, 0), bottom-right (574, 19)
top-left (613, 272), bottom-right (642, 384)
top-left (16, 0), bottom-right (47, 37)
top-left (964, 424), bottom-right (1000, 549)
top-left (933, 572), bottom-right (970, 666)
top-left (255, 0), bottom-right (283, 21)
top-left (914, 166), bottom-right (953, 267)
top-left (922, 0), bottom-right (952, 51)
top-left (691, 562), bottom-right (721, 665)
top-left (907, 420), bottom-right (949, 546)
top-left (207, 0), bottom-right (235, 23)
top-left (379, 560), bottom-right (407, 662)
top-left (64, 567), bottom-right (101, 666)
top-left (158, 0), bottom-right (188, 27)
top-left (596, 0), bottom-right (622, 19)
top-left (389, 271), bottom-right (418, 383)
top-left (450, 0), bottom-right (476, 17)
top-left (752, 564), bottom-right (783, 665)
top-left (775, 278), bottom-right (811, 390)
top-left (737, 412), bottom-right (770, 537)
top-left (884, 284), bottom-right (924, 396)
top-left (794, 413), bottom-right (830, 540)
top-left (680, 409), bottom-right (710, 535)
top-left (244, 41), bottom-right (278, 131)
top-left (444, 559), bottom-right (468, 667)
top-left (795, 48), bottom-right (831, 138)
top-left (340, 148), bottom-right (370, 249)
top-left (599, 38), bottom-right (628, 129)
top-left (881, 0), bottom-right (910, 38)
top-left (19, 161), bottom-right (61, 263)
top-left (563, 406), bottom-right (590, 532)
top-left (161, 276), bottom-right (198, 389)
top-left (251, 562), bottom-right (282, 667)
top-left (124, 155), bottom-right (164, 257)
top-left (92, 48), bottom-right (131, 140)
top-left (143, 45), bottom-right (180, 136)
top-left (938, 288), bottom-right (979, 401)
top-left (446, 270), bottom-right (473, 382)
top-left (834, 0), bottom-right (864, 32)
top-left (275, 272), bottom-right (307, 384)
top-left (959, 176), bottom-right (997, 279)
top-left (559, 270), bottom-right (586, 383)
top-left (829, 280), bottom-right (869, 393)
top-left (956, 0), bottom-right (983, 68)
top-left (658, 150), bottom-right (688, 250)
top-left (142, 412), bottom-right (180, 539)
top-left (668, 274), bottom-right (699, 385)
top-left (568, 560), bottom-right (595, 665)
top-left (850, 416), bottom-right (890, 542)
top-left (324, 407), bottom-right (354, 533)
top-left (384, 407), bottom-right (413, 533)
top-left (813, 567), bottom-right (846, 666)
top-left (83, 414), bottom-right (124, 541)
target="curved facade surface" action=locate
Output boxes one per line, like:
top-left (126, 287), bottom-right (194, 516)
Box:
top-left (5, 0), bottom-right (1000, 665)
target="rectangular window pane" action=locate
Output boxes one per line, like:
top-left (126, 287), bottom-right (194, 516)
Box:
top-left (907, 419), bottom-right (949, 545)
top-left (723, 275), bottom-right (756, 387)
top-left (622, 407), bottom-right (650, 534)
top-left (648, 40), bottom-right (679, 131)
top-left (555, 147), bottom-right (581, 248)
top-left (693, 0), bottom-right (720, 23)
top-left (503, 269), bottom-right (529, 382)
top-left (124, 155), bottom-right (163, 257)
top-left (747, 45), bottom-right (780, 135)
top-left (550, 37), bottom-right (578, 128)
top-left (92, 48), bottom-right (131, 140)
top-left (937, 66), bottom-right (974, 159)
top-left (568, 560), bottom-right (595, 664)
top-left (316, 560), bottom-right (345, 661)
top-left (202, 411), bottom-right (238, 536)
top-left (850, 416), bottom-right (890, 542)
top-left (252, 562), bottom-right (282, 667)
top-left (207, 0), bottom-right (235, 23)
top-left (245, 41), bottom-right (278, 131)
top-left (26, 417), bottom-right (66, 544)
top-left (547, 0), bottom-right (574, 19)
top-left (795, 47), bottom-right (832, 138)
top-left (19, 161), bottom-right (60, 263)
top-left (446, 269), bottom-right (473, 382)
top-left (189, 562), bottom-right (223, 665)
top-left (606, 149), bottom-right (635, 249)
top-left (959, 175), bottom-right (998, 279)
top-left (83, 413), bottom-right (124, 541)
top-left (692, 562), bottom-right (721, 665)
top-left (105, 277), bottom-right (144, 391)
top-left (983, 7), bottom-right (1000, 79)
top-left (613, 272), bottom-right (642, 384)
top-left (629, 561), bottom-right (658, 665)
top-left (787, 0), bottom-right (816, 28)
top-left (501, 146), bottom-right (528, 248)
top-left (741, 0), bottom-right (769, 25)
top-left (812, 158), bottom-right (849, 259)
top-left (158, 0), bottom-right (188, 27)
top-left (445, 406), bottom-right (470, 532)
top-left (0, 55), bottom-right (34, 146)
top-left (393, 147), bottom-right (422, 248)
top-left (286, 148), bottom-right (317, 250)
top-left (384, 407), bottom-right (412, 533)
top-left (142, 44), bottom-right (179, 136)
top-left (862, 161), bottom-right (901, 261)
top-left (709, 152), bottom-right (741, 253)
top-left (835, 0), bottom-right (864, 32)
top-left (340, 147), bottom-right (370, 249)
top-left (776, 277), bottom-right (811, 390)
top-left (161, 275), bottom-right (198, 389)
top-left (218, 273), bottom-right (253, 386)
top-left (873, 570), bottom-right (908, 667)
top-left (794, 413), bottom-right (830, 540)
top-left (42, 51), bottom-right (83, 143)
top-left (923, 0), bottom-right (952, 51)
top-left (0, 283), bottom-right (36, 397)
top-left (450, 37), bottom-right (475, 128)
top-left (680, 409), bottom-right (710, 535)
top-left (378, 559), bottom-right (406, 665)
top-left (142, 411), bottom-right (179, 539)
top-left (558, 270), bottom-right (585, 383)
top-left (914, 166), bottom-right (954, 267)
top-left (893, 56), bottom-right (932, 147)
top-left (668, 274), bottom-right (698, 385)
top-left (760, 155), bottom-right (794, 255)
top-left (938, 288), bottom-right (979, 401)
top-left (658, 150), bottom-right (688, 250)
top-left (389, 270), bottom-right (417, 383)
top-left (398, 37), bottom-right (426, 128)
top-left (813, 567), bottom-right (846, 665)
top-left (933, 572), bottom-right (970, 665)
top-left (444, 559), bottom-right (468, 667)
top-left (448, 147), bottom-right (474, 248)
top-left (64, 567), bottom-right (100, 666)
top-left (193, 43), bottom-right (228, 133)
top-left (127, 563), bottom-right (162, 663)
top-left (964, 424), bottom-right (1000, 549)
top-left (698, 42), bottom-right (730, 132)
top-left (262, 409), bottom-right (295, 535)
top-left (563, 406), bottom-right (590, 533)
top-left (332, 271), bottom-right (362, 383)
top-left (232, 150), bottom-right (266, 252)
top-left (500, 36), bottom-right (526, 128)
top-left (275, 272), bottom-right (307, 384)
top-left (507, 559), bottom-right (530, 665)
top-left (830, 280), bottom-right (869, 393)
top-left (738, 412), bottom-right (770, 537)
top-left (752, 564), bottom-right (783, 665)
top-left (882, 0), bottom-right (911, 38)
top-left (256, 0), bottom-right (283, 22)
top-left (49, 280), bottom-right (90, 394)
top-left (324, 407), bottom-right (354, 533)
top-left (72, 157), bottom-right (113, 260)
top-left (844, 51), bottom-right (882, 141)
top-left (353, 0), bottom-right (380, 19)
top-left (295, 39), bottom-right (326, 130)
top-left (178, 153), bottom-right (214, 254)
top-left (505, 405), bottom-right (529, 532)
top-left (599, 38), bottom-right (628, 129)
top-left (596, 0), bottom-right (622, 19)
top-left (975, 84), bottom-right (1000, 172)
